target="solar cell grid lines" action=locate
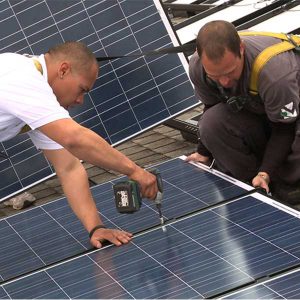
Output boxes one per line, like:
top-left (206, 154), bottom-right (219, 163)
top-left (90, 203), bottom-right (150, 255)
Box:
top-left (0, 0), bottom-right (198, 200)
top-left (2, 192), bottom-right (300, 299)
top-left (0, 157), bottom-right (247, 283)
top-left (224, 269), bottom-right (300, 299)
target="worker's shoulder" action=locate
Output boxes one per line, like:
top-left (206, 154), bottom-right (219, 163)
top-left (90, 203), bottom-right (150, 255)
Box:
top-left (189, 51), bottom-right (200, 67)
top-left (243, 34), bottom-right (299, 78)
top-left (242, 33), bottom-right (285, 55)
top-left (257, 40), bottom-right (300, 87)
top-left (0, 53), bottom-right (35, 77)
top-left (0, 52), bottom-right (27, 64)
top-left (188, 51), bottom-right (203, 81)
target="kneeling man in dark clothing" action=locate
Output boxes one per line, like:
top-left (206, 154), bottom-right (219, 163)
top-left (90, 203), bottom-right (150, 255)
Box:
top-left (187, 20), bottom-right (300, 204)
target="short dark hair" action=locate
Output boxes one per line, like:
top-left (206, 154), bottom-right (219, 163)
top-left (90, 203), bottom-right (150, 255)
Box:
top-left (196, 20), bottom-right (241, 61)
top-left (47, 41), bottom-right (98, 73)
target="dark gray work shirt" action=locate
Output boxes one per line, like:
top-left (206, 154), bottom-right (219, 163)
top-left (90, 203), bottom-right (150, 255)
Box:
top-left (189, 34), bottom-right (300, 177)
top-left (189, 34), bottom-right (300, 123)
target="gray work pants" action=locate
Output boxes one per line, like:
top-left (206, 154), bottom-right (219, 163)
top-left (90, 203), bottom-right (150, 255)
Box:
top-left (198, 103), bottom-right (300, 185)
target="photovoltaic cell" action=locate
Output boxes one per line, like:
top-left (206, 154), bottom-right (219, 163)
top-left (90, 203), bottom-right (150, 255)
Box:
top-left (0, 157), bottom-right (246, 282)
top-left (224, 270), bottom-right (300, 299)
top-left (0, 287), bottom-right (8, 299)
top-left (0, 0), bottom-right (198, 200)
top-left (1, 2), bottom-right (299, 295)
top-left (2, 195), bottom-right (300, 298)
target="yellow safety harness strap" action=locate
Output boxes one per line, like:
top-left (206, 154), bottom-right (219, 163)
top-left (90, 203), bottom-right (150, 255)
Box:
top-left (239, 31), bottom-right (300, 43)
top-left (249, 41), bottom-right (296, 95)
top-left (19, 59), bottom-right (43, 134)
top-left (239, 31), bottom-right (300, 95)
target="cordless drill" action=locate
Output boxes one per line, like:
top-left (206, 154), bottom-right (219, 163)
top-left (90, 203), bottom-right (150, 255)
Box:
top-left (113, 169), bottom-right (164, 227)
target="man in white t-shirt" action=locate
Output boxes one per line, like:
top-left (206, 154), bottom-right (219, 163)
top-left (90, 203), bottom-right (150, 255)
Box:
top-left (0, 41), bottom-right (158, 248)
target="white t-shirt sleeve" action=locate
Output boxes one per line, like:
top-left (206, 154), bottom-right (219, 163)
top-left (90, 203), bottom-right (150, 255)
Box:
top-left (0, 54), bottom-right (71, 149)
top-left (1, 72), bottom-right (70, 130)
top-left (28, 129), bottom-right (64, 150)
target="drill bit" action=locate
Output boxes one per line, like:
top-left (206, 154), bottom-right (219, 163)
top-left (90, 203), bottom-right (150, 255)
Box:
top-left (150, 168), bottom-right (166, 232)
top-left (156, 203), bottom-right (163, 224)
top-left (155, 202), bottom-right (166, 232)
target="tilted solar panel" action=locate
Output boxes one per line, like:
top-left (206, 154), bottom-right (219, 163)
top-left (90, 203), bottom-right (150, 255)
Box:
top-left (176, 0), bottom-right (285, 44)
top-left (0, 0), bottom-right (198, 200)
top-left (248, 4), bottom-right (300, 33)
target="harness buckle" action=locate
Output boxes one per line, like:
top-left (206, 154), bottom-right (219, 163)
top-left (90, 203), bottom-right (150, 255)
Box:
top-left (286, 34), bottom-right (300, 52)
top-left (226, 96), bottom-right (248, 113)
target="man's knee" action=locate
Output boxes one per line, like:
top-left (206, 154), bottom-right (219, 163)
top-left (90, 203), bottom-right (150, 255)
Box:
top-left (198, 103), bottom-right (228, 139)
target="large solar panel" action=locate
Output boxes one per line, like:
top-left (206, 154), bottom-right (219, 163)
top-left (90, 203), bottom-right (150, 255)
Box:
top-left (0, 157), bottom-right (247, 282)
top-left (249, 4), bottom-right (300, 33)
top-left (176, 0), bottom-right (300, 44)
top-left (176, 0), bottom-right (278, 44)
top-left (0, 0), bottom-right (198, 200)
top-left (1, 192), bottom-right (300, 298)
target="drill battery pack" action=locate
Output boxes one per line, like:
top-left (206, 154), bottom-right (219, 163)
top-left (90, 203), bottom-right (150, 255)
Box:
top-left (113, 180), bottom-right (142, 213)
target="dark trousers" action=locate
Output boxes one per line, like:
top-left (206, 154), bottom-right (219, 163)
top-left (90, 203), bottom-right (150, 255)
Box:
top-left (198, 103), bottom-right (300, 185)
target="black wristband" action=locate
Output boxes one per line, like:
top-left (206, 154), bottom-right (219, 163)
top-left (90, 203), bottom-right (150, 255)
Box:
top-left (89, 225), bottom-right (106, 239)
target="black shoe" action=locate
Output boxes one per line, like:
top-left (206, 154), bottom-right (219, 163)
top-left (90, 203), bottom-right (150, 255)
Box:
top-left (272, 182), bottom-right (300, 205)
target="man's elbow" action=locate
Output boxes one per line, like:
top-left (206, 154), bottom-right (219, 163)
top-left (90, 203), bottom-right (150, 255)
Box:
top-left (59, 127), bottom-right (87, 153)
top-left (41, 120), bottom-right (87, 152)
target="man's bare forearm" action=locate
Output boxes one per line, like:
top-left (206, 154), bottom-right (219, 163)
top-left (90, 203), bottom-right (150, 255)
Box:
top-left (40, 119), bottom-right (158, 199)
top-left (58, 163), bottom-right (102, 232)
top-left (40, 119), bottom-right (137, 176)
top-left (43, 149), bottom-right (103, 232)
top-left (69, 127), bottom-right (138, 176)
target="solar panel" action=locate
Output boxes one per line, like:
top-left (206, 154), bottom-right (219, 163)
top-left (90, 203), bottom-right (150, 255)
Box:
top-left (224, 269), bottom-right (300, 299)
top-left (2, 193), bottom-right (300, 298)
top-left (0, 0), bottom-right (198, 201)
top-left (0, 287), bottom-right (7, 299)
top-left (0, 157), bottom-right (247, 282)
top-left (176, 0), bottom-right (288, 44)
top-left (249, 4), bottom-right (300, 33)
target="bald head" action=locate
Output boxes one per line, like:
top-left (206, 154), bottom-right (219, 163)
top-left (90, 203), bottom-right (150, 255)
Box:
top-left (47, 41), bottom-right (98, 74)
top-left (196, 20), bottom-right (241, 62)
top-left (45, 41), bottom-right (99, 109)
